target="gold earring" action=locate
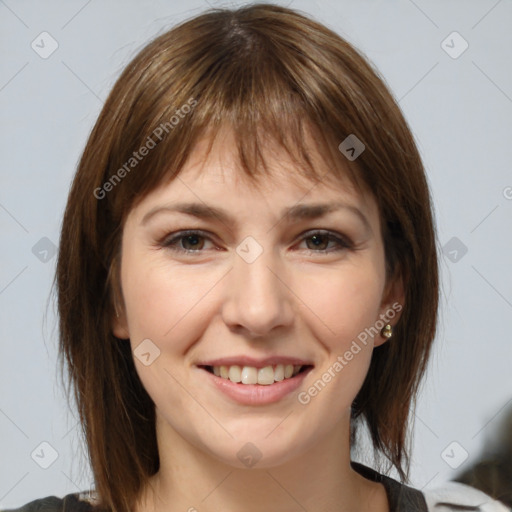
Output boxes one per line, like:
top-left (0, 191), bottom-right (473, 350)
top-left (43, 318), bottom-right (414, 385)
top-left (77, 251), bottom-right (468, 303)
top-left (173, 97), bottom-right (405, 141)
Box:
top-left (381, 324), bottom-right (393, 339)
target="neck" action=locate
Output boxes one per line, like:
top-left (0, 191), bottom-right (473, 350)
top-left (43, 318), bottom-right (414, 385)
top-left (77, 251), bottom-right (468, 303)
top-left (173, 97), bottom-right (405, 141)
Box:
top-left (135, 411), bottom-right (388, 512)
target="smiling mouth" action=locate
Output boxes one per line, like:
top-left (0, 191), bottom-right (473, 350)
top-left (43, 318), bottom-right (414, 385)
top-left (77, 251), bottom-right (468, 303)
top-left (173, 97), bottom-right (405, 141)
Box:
top-left (199, 364), bottom-right (313, 385)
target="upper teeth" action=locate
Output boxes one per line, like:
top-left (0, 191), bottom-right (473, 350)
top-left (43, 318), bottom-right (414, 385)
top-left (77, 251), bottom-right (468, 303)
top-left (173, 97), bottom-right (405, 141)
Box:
top-left (212, 364), bottom-right (302, 385)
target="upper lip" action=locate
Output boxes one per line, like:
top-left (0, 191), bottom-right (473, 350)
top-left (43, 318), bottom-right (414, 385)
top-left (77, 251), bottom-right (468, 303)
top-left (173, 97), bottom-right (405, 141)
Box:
top-left (197, 356), bottom-right (314, 369)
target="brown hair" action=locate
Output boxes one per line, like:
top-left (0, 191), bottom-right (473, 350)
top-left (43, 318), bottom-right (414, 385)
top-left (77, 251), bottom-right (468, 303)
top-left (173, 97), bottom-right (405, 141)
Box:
top-left (55, 3), bottom-right (438, 510)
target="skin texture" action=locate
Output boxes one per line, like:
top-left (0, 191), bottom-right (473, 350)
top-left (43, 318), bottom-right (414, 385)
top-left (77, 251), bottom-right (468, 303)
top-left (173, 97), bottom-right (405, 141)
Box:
top-left (112, 128), bottom-right (403, 511)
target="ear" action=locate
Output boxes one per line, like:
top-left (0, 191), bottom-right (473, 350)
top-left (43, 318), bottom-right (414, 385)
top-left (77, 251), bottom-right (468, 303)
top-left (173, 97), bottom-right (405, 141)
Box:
top-left (112, 304), bottom-right (130, 340)
top-left (109, 254), bottom-right (130, 339)
top-left (374, 270), bottom-right (405, 347)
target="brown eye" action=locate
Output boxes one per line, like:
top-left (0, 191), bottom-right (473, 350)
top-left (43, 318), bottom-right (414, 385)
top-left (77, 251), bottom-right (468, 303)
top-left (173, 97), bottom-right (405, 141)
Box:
top-left (300, 231), bottom-right (353, 253)
top-left (179, 234), bottom-right (205, 251)
top-left (161, 230), bottom-right (214, 253)
top-left (306, 233), bottom-right (330, 251)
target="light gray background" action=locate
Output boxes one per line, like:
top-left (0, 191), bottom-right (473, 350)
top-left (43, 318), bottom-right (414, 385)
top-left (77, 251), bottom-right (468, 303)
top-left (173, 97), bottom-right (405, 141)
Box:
top-left (1, 0), bottom-right (511, 507)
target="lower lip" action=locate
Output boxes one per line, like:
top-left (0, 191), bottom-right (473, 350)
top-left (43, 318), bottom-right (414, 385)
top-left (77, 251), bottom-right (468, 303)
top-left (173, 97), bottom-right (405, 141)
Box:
top-left (200, 367), bottom-right (313, 405)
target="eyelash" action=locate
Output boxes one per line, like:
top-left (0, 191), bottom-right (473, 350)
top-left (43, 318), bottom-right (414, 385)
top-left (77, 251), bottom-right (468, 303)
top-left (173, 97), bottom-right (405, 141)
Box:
top-left (159, 229), bottom-right (354, 255)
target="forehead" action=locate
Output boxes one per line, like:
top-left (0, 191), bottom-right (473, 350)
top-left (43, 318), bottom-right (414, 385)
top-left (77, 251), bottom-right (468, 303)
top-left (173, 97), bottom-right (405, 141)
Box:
top-left (170, 125), bottom-right (365, 197)
top-left (126, 126), bottom-right (381, 235)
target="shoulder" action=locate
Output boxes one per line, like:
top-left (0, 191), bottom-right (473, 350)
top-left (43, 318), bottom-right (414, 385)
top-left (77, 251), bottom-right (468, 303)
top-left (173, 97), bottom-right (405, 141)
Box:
top-left (422, 482), bottom-right (511, 511)
top-left (350, 461), bottom-right (510, 512)
top-left (351, 461), bottom-right (429, 511)
top-left (1, 491), bottom-right (98, 512)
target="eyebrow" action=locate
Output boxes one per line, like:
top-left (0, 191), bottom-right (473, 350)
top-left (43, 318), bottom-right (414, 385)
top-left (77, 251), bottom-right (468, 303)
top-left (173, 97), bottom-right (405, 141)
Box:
top-left (141, 201), bottom-right (371, 231)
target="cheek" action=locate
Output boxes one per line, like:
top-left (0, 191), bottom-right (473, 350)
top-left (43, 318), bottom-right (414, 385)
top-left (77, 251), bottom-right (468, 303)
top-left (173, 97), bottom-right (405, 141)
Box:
top-left (293, 268), bottom-right (383, 425)
top-left (295, 263), bottom-right (385, 350)
top-left (121, 252), bottom-right (223, 350)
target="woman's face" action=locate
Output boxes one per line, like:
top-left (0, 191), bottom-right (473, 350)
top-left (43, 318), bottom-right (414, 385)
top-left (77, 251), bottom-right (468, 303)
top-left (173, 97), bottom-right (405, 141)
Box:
top-left (113, 128), bottom-right (403, 468)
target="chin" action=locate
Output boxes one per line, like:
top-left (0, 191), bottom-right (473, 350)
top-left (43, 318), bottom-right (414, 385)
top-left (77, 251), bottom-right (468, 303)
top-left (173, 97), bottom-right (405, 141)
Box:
top-left (199, 424), bottom-right (314, 470)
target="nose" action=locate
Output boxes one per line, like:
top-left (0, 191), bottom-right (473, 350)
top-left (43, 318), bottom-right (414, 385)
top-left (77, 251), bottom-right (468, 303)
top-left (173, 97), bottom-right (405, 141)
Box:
top-left (221, 249), bottom-right (294, 338)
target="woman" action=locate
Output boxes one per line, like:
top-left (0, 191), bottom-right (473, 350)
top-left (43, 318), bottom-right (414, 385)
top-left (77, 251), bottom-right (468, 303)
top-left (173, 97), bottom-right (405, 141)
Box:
top-left (4, 4), bottom-right (508, 512)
